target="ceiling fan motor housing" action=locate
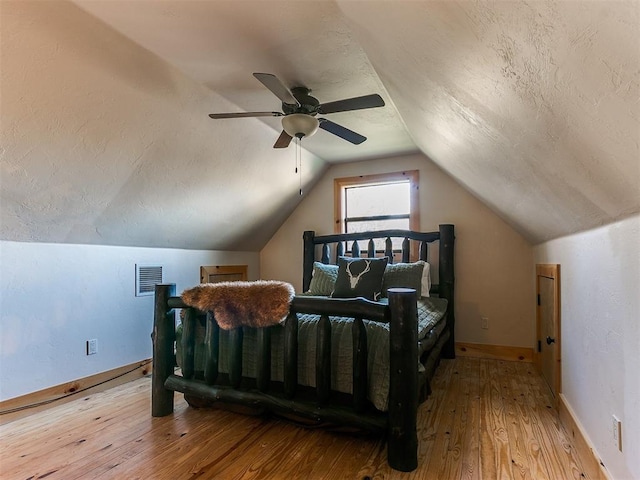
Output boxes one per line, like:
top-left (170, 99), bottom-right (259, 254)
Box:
top-left (282, 87), bottom-right (320, 115)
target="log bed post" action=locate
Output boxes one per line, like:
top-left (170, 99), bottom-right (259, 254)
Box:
top-left (302, 231), bottom-right (316, 292)
top-left (439, 224), bottom-right (456, 359)
top-left (387, 287), bottom-right (418, 472)
top-left (152, 283), bottom-right (176, 417)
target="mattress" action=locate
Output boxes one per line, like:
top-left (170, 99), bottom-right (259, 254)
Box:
top-left (176, 296), bottom-right (448, 411)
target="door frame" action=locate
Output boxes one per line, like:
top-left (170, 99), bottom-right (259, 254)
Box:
top-left (535, 264), bottom-right (561, 404)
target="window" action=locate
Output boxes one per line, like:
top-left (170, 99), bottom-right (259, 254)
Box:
top-left (334, 171), bottom-right (420, 259)
top-left (334, 170), bottom-right (419, 234)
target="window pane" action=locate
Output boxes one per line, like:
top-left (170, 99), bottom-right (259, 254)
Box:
top-left (347, 218), bottom-right (410, 233)
top-left (347, 218), bottom-right (410, 251)
top-left (346, 182), bottom-right (409, 218)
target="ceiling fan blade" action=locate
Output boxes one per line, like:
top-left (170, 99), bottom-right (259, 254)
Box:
top-left (318, 118), bottom-right (367, 145)
top-left (273, 130), bottom-right (293, 149)
top-left (318, 94), bottom-right (385, 114)
top-left (253, 73), bottom-right (300, 106)
top-left (209, 111), bottom-right (282, 119)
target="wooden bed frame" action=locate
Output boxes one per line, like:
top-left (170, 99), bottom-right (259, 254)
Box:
top-left (151, 224), bottom-right (455, 472)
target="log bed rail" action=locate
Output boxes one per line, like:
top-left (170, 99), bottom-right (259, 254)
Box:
top-left (152, 224), bottom-right (455, 472)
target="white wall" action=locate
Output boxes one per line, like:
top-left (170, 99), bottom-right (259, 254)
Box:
top-left (534, 215), bottom-right (640, 480)
top-left (261, 153), bottom-right (535, 348)
top-left (2, 0), bottom-right (325, 252)
top-left (0, 241), bottom-right (259, 401)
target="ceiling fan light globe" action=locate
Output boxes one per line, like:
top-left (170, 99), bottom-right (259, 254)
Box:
top-left (282, 113), bottom-right (319, 139)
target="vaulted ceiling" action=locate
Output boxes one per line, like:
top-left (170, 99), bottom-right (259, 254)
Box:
top-left (2, 1), bottom-right (639, 250)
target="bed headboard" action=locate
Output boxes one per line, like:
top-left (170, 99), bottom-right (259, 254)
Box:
top-left (302, 224), bottom-right (455, 357)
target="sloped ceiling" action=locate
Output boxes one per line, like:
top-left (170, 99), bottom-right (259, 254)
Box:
top-left (338, 1), bottom-right (640, 242)
top-left (1, 0), bottom-right (638, 250)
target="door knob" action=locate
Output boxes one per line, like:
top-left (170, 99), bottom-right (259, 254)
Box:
top-left (546, 336), bottom-right (556, 345)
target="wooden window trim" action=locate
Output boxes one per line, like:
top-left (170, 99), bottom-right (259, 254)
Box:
top-left (334, 170), bottom-right (420, 234)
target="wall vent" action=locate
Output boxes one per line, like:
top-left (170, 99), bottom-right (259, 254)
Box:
top-left (136, 265), bottom-right (163, 297)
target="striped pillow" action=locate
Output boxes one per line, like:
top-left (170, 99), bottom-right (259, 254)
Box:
top-left (307, 262), bottom-right (338, 296)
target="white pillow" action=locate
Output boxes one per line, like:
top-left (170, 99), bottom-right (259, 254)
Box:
top-left (420, 261), bottom-right (431, 297)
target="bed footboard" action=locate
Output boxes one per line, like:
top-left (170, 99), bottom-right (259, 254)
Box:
top-left (152, 224), bottom-right (454, 473)
top-left (151, 284), bottom-right (419, 472)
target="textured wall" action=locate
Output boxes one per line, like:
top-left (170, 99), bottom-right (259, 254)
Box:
top-left (261, 153), bottom-right (535, 348)
top-left (534, 215), bottom-right (640, 480)
top-left (0, 241), bottom-right (259, 401)
top-left (1, 0), bottom-right (324, 251)
top-left (339, 0), bottom-right (640, 243)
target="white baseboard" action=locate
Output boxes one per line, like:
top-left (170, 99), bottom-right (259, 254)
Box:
top-left (558, 393), bottom-right (612, 480)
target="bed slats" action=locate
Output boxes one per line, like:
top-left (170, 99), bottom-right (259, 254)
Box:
top-left (177, 307), bottom-right (372, 414)
top-left (228, 328), bottom-right (243, 388)
top-left (303, 228), bottom-right (441, 285)
top-left (256, 327), bottom-right (271, 392)
top-left (284, 311), bottom-right (298, 399)
top-left (385, 237), bottom-right (393, 261)
top-left (179, 308), bottom-right (372, 408)
top-left (352, 317), bottom-right (368, 412)
top-left (204, 312), bottom-right (219, 385)
top-left (316, 314), bottom-right (332, 405)
top-left (321, 244), bottom-right (330, 264)
top-left (319, 236), bottom-right (420, 264)
top-left (420, 241), bottom-right (428, 262)
top-left (351, 240), bottom-right (360, 258)
top-left (367, 239), bottom-right (375, 258)
top-left (181, 308), bottom-right (196, 380)
top-left (402, 238), bottom-right (410, 262)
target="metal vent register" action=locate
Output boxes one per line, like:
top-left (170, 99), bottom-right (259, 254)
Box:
top-left (136, 265), bottom-right (163, 297)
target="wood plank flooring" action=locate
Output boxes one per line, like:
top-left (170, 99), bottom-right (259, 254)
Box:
top-left (0, 357), bottom-right (590, 479)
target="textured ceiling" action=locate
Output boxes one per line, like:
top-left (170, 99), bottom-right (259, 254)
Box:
top-left (337, 1), bottom-right (640, 242)
top-left (72, 0), bottom-right (416, 162)
top-left (2, 0), bottom-right (639, 250)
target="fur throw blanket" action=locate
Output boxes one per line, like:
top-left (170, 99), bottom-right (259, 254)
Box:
top-left (181, 280), bottom-right (295, 330)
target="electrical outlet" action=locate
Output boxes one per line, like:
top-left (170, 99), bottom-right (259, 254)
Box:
top-left (87, 339), bottom-right (98, 355)
top-left (481, 317), bottom-right (489, 329)
top-left (612, 415), bottom-right (622, 451)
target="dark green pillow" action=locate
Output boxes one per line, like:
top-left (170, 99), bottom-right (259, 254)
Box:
top-left (381, 261), bottom-right (425, 297)
top-left (307, 262), bottom-right (339, 296)
top-left (332, 257), bottom-right (388, 300)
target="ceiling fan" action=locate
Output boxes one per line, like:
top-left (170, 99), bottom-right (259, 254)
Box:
top-left (209, 73), bottom-right (385, 148)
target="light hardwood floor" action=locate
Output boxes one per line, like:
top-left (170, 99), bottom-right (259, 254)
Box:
top-left (0, 357), bottom-right (590, 479)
